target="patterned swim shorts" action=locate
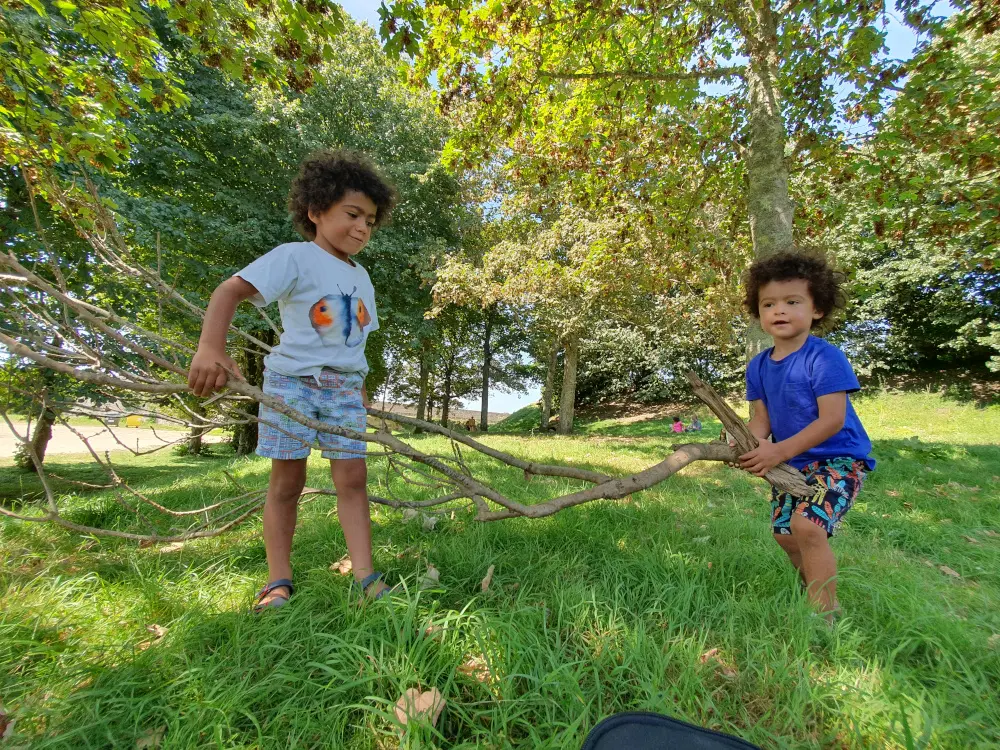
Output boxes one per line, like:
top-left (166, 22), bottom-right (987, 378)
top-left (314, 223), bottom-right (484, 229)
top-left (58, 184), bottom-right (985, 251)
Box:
top-left (256, 368), bottom-right (367, 461)
top-left (771, 457), bottom-right (867, 538)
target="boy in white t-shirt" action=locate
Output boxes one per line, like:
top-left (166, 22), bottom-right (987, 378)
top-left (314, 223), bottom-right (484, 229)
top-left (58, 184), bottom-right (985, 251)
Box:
top-left (188, 150), bottom-right (397, 611)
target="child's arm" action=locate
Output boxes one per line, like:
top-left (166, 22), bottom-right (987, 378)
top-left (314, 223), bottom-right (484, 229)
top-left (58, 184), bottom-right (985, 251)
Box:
top-left (188, 277), bottom-right (260, 397)
top-left (747, 399), bottom-right (772, 442)
top-left (739, 392), bottom-right (847, 476)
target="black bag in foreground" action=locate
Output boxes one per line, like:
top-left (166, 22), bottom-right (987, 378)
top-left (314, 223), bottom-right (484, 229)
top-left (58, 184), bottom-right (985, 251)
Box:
top-left (581, 712), bottom-right (762, 750)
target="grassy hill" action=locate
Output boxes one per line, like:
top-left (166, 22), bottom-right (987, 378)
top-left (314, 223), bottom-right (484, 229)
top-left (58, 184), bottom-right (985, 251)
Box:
top-left (1, 390), bottom-right (998, 748)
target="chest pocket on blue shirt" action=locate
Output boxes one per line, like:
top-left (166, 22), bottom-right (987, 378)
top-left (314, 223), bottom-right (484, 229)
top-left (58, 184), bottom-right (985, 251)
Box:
top-left (782, 383), bottom-right (817, 421)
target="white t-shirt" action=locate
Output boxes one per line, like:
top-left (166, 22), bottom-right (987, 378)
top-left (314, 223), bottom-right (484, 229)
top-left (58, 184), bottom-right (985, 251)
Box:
top-left (236, 241), bottom-right (379, 378)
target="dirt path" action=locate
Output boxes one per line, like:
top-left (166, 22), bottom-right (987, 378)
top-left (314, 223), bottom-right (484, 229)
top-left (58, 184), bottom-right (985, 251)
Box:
top-left (0, 423), bottom-right (222, 458)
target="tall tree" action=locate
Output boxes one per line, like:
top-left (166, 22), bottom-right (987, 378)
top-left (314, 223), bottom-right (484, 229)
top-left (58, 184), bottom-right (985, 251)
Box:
top-left (809, 9), bottom-right (999, 373)
top-left (380, 0), bottom-right (953, 356)
top-left (434, 208), bottom-right (659, 432)
top-left (98, 23), bottom-right (465, 451)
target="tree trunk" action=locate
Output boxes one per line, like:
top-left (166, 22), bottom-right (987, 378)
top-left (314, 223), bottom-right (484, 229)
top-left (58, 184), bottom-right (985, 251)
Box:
top-left (19, 339), bottom-right (60, 472)
top-left (557, 335), bottom-right (579, 435)
top-left (415, 344), bottom-right (430, 434)
top-left (21, 405), bottom-right (56, 472)
top-left (231, 328), bottom-right (271, 454)
top-left (740, 0), bottom-right (793, 360)
top-left (541, 339), bottom-right (558, 430)
top-left (480, 307), bottom-right (494, 432)
top-left (425, 370), bottom-right (436, 423)
top-left (441, 352), bottom-right (455, 428)
top-left (189, 403), bottom-right (206, 455)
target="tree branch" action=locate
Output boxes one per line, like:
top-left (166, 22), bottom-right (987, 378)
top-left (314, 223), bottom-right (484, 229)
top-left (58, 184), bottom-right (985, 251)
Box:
top-left (536, 65), bottom-right (745, 83)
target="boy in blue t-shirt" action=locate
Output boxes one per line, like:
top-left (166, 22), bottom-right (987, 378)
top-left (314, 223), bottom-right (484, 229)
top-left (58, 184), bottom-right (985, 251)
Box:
top-left (188, 150), bottom-right (397, 612)
top-left (737, 252), bottom-right (875, 620)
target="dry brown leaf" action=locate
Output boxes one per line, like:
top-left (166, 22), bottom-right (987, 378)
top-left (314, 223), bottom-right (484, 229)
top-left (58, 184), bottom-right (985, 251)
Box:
top-left (963, 536), bottom-right (980, 545)
top-left (984, 530), bottom-right (1000, 538)
top-left (330, 554), bottom-right (352, 576)
top-left (135, 725), bottom-right (165, 749)
top-left (423, 625), bottom-right (443, 639)
top-left (924, 560), bottom-right (935, 568)
top-left (159, 542), bottom-right (185, 554)
top-left (420, 565), bottom-right (440, 590)
top-left (903, 502), bottom-right (913, 509)
top-left (138, 539), bottom-right (156, 549)
top-left (0, 704), bottom-right (14, 740)
top-left (707, 562), bottom-right (713, 570)
top-left (480, 564), bottom-right (495, 592)
top-left (882, 514), bottom-right (891, 519)
top-left (886, 490), bottom-right (901, 497)
top-left (699, 648), bottom-right (720, 663)
top-left (393, 687), bottom-right (445, 727)
top-left (458, 656), bottom-right (491, 684)
top-left (939, 565), bottom-right (961, 578)
top-left (137, 624), bottom-right (167, 651)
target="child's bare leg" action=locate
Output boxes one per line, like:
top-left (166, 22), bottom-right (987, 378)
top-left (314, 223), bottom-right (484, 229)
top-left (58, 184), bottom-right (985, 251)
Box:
top-left (260, 458), bottom-right (307, 605)
top-left (774, 533), bottom-right (807, 587)
top-left (331, 457), bottom-right (387, 597)
top-left (789, 513), bottom-right (838, 617)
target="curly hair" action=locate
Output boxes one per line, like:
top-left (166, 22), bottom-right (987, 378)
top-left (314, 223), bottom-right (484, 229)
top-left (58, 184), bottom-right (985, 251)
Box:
top-left (288, 150), bottom-right (397, 239)
top-left (742, 251), bottom-right (846, 329)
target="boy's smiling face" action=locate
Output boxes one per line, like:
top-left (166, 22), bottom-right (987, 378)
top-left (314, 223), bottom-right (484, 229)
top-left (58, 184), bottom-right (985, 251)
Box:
top-left (758, 278), bottom-right (824, 343)
top-left (308, 190), bottom-right (378, 262)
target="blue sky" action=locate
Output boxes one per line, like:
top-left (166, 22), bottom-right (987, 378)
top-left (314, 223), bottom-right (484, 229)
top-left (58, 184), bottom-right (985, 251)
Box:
top-left (341, 0), bottom-right (950, 414)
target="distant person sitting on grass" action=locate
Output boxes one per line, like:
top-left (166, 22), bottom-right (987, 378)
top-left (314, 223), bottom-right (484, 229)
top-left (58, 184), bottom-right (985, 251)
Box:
top-left (671, 416), bottom-right (684, 433)
top-left (684, 416), bottom-right (702, 432)
top-left (188, 150), bottom-right (397, 612)
top-left (735, 251), bottom-right (875, 622)
top-left (465, 417), bottom-right (477, 432)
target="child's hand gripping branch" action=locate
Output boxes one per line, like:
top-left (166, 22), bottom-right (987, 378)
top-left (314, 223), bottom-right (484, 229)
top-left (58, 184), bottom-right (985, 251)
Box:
top-left (738, 393), bottom-right (847, 477)
top-left (187, 277), bottom-right (258, 397)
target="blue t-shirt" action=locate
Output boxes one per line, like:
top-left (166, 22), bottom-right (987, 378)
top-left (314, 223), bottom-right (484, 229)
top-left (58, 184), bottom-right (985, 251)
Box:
top-left (746, 336), bottom-right (875, 470)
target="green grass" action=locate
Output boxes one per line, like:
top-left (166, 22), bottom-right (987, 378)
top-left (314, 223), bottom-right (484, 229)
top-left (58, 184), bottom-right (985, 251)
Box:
top-left (2, 391), bottom-right (999, 748)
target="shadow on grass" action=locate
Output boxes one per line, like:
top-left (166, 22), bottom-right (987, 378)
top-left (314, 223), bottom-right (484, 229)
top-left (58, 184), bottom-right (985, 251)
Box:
top-left (860, 368), bottom-right (1000, 407)
top-left (0, 447), bottom-right (240, 503)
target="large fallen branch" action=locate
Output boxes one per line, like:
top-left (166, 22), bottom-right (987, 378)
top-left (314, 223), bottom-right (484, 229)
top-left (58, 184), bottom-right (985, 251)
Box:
top-left (0, 182), bottom-right (811, 542)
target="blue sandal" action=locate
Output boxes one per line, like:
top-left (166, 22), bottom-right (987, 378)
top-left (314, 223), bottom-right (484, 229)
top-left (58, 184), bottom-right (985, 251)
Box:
top-left (253, 578), bottom-right (294, 613)
top-left (351, 572), bottom-right (395, 602)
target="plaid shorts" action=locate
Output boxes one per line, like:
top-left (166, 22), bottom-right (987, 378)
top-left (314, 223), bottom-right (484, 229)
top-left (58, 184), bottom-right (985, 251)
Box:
top-left (771, 457), bottom-right (866, 538)
top-left (256, 368), bottom-right (367, 461)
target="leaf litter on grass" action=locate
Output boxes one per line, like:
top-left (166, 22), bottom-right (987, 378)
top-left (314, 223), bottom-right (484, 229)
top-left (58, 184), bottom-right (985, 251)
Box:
top-left (480, 564), bottom-right (495, 592)
top-left (330, 554), bottom-right (352, 575)
top-left (393, 688), bottom-right (445, 728)
top-left (137, 624), bottom-right (167, 651)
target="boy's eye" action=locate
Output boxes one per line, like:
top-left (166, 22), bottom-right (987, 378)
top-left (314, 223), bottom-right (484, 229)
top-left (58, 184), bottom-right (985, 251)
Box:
top-left (366, 221), bottom-right (375, 228)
